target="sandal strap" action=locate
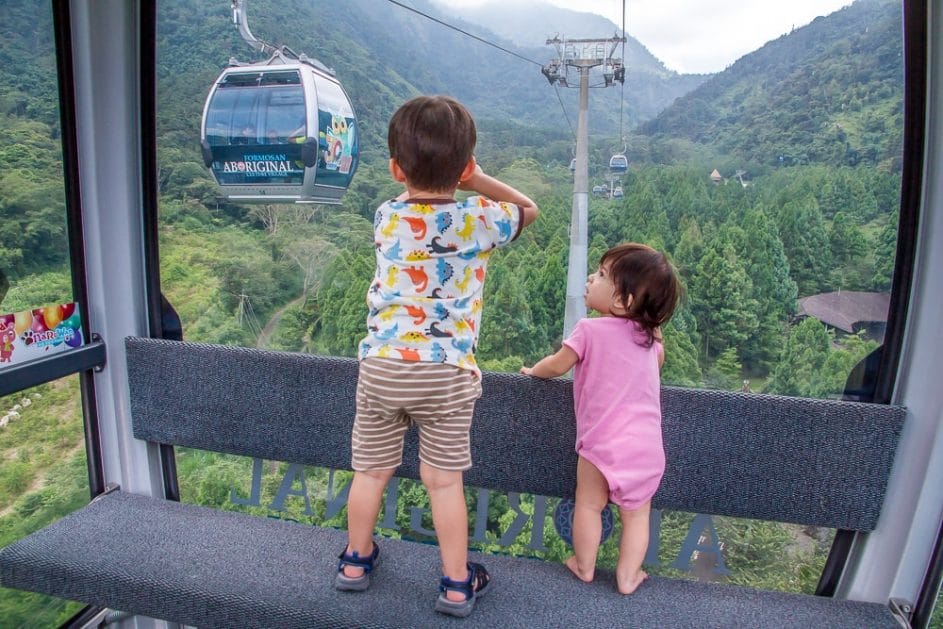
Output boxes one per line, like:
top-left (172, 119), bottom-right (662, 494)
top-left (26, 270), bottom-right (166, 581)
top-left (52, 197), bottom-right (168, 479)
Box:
top-left (438, 562), bottom-right (489, 600)
top-left (337, 543), bottom-right (379, 573)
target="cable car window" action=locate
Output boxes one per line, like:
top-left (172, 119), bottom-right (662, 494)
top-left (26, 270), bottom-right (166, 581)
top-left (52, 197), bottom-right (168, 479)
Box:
top-left (0, 378), bottom-right (89, 625)
top-left (931, 591), bottom-right (942, 628)
top-left (0, 4), bottom-right (91, 624)
top-left (204, 82), bottom-right (306, 184)
top-left (158, 0), bottom-right (906, 602)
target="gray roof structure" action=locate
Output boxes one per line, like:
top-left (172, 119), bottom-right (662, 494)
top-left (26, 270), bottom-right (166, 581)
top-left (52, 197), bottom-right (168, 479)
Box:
top-left (797, 291), bottom-right (890, 333)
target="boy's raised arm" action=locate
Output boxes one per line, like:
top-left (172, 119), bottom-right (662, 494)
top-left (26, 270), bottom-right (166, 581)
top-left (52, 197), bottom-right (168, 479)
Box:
top-left (459, 163), bottom-right (539, 227)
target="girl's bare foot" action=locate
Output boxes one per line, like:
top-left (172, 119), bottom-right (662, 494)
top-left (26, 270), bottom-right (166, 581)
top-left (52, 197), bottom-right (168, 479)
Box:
top-left (616, 569), bottom-right (648, 594)
top-left (565, 556), bottom-right (594, 582)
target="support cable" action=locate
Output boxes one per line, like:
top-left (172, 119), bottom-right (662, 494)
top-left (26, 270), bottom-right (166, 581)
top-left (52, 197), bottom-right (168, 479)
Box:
top-left (554, 84), bottom-right (576, 141)
top-left (620, 0), bottom-right (626, 141)
top-left (385, 0), bottom-right (543, 67)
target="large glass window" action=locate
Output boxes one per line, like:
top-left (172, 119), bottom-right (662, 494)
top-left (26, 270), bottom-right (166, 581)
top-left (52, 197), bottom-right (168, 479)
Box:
top-left (0, 379), bottom-right (89, 626)
top-left (158, 0), bottom-right (903, 596)
top-left (0, 0), bottom-right (93, 623)
top-left (931, 589), bottom-right (942, 629)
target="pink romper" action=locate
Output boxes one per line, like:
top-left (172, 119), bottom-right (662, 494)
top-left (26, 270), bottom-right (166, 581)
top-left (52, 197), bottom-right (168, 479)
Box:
top-left (563, 317), bottom-right (665, 510)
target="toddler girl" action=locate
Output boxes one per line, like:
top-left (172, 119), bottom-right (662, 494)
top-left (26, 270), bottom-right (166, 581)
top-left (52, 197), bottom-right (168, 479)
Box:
top-left (521, 242), bottom-right (682, 594)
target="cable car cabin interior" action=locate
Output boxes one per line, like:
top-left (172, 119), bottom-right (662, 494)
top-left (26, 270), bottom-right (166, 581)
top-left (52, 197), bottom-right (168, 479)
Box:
top-left (200, 58), bottom-right (359, 204)
top-left (1, 0), bottom-right (943, 627)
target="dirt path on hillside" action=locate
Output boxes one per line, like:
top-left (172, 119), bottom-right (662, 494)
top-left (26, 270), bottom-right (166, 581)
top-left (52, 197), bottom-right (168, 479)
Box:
top-left (256, 295), bottom-right (305, 349)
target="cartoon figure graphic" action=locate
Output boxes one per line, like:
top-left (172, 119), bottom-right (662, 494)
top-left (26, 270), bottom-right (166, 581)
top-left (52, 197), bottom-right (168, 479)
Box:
top-left (381, 213), bottom-right (400, 238)
top-left (1, 322), bottom-right (15, 363)
top-left (436, 258), bottom-right (454, 285)
top-left (429, 342), bottom-right (447, 363)
top-left (385, 266), bottom-right (399, 288)
top-left (495, 218), bottom-right (513, 241)
top-left (405, 305), bottom-right (427, 325)
top-left (375, 323), bottom-right (399, 341)
top-left (427, 236), bottom-right (458, 255)
top-left (396, 347), bottom-right (421, 361)
top-left (435, 212), bottom-right (453, 233)
top-left (404, 216), bottom-right (428, 240)
top-left (456, 213), bottom-right (476, 241)
top-left (383, 238), bottom-right (403, 261)
top-left (405, 250), bottom-right (431, 262)
top-left (379, 305), bottom-right (401, 323)
top-left (404, 266), bottom-right (429, 293)
top-left (426, 321), bottom-right (453, 338)
top-left (455, 267), bottom-right (473, 293)
top-left (321, 114), bottom-right (355, 174)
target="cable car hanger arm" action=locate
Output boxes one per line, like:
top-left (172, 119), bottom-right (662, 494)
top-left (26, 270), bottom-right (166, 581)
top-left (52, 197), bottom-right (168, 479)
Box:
top-left (231, 0), bottom-right (277, 57)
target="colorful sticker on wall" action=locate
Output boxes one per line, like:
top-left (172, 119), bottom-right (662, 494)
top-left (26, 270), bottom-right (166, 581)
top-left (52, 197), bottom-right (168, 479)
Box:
top-left (0, 302), bottom-right (83, 369)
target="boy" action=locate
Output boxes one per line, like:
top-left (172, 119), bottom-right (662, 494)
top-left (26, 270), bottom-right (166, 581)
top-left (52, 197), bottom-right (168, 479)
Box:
top-left (335, 95), bottom-right (538, 618)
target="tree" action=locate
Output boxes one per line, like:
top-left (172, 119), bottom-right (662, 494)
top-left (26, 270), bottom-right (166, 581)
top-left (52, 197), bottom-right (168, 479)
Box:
top-left (479, 264), bottom-right (537, 362)
top-left (731, 208), bottom-right (797, 371)
top-left (688, 237), bottom-right (759, 360)
top-left (871, 209), bottom-right (898, 291)
top-left (766, 317), bottom-right (832, 397)
top-left (776, 198), bottom-right (833, 296)
top-left (280, 233), bottom-right (338, 301)
top-left (706, 347), bottom-right (742, 390)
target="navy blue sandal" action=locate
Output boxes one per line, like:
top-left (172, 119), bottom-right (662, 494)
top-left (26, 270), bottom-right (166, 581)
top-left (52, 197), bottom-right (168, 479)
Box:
top-left (434, 562), bottom-right (491, 617)
top-left (334, 542), bottom-right (380, 591)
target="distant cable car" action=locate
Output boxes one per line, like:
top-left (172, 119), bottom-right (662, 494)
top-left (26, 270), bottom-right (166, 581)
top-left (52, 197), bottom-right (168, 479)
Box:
top-left (609, 153), bottom-right (628, 174)
top-left (200, 54), bottom-right (359, 204)
top-left (612, 185), bottom-right (624, 198)
top-left (592, 184), bottom-right (607, 198)
top-left (569, 158), bottom-right (576, 173)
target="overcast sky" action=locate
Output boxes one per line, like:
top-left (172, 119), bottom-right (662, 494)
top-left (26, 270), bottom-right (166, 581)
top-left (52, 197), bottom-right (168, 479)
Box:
top-left (436, 0), bottom-right (856, 74)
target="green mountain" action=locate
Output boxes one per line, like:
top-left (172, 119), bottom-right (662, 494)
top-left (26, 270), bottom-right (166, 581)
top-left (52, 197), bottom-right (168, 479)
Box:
top-left (639, 0), bottom-right (903, 170)
top-left (155, 0), bottom-right (707, 165)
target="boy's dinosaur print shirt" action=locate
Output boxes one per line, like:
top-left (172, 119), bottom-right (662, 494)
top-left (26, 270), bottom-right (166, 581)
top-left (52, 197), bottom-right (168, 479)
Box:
top-left (360, 196), bottom-right (523, 376)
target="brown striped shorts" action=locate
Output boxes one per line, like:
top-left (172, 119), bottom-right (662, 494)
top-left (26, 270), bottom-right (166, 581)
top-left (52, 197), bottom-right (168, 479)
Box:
top-left (352, 358), bottom-right (482, 472)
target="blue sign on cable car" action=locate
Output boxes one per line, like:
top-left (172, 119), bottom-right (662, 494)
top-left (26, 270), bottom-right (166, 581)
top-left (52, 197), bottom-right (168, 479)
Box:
top-left (200, 56), bottom-right (359, 204)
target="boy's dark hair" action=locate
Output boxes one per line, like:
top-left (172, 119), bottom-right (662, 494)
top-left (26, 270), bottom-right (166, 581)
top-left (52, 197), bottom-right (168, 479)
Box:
top-left (601, 242), bottom-right (683, 347)
top-left (388, 95), bottom-right (476, 193)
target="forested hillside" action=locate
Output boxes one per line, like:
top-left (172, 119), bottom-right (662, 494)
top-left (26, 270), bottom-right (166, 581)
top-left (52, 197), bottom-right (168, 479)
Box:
top-left (641, 0), bottom-right (903, 170)
top-left (1, 0), bottom-right (903, 397)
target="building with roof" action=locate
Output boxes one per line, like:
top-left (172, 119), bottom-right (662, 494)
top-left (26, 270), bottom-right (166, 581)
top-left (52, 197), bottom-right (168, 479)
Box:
top-left (796, 291), bottom-right (891, 341)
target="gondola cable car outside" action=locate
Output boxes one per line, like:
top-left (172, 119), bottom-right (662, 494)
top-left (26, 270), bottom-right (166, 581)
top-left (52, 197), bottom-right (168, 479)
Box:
top-left (609, 137), bottom-right (628, 174)
top-left (199, 0), bottom-right (358, 204)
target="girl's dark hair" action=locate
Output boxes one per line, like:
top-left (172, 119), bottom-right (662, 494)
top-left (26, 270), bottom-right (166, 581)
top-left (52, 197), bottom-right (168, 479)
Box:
top-left (600, 242), bottom-right (683, 347)
top-left (388, 95), bottom-right (476, 193)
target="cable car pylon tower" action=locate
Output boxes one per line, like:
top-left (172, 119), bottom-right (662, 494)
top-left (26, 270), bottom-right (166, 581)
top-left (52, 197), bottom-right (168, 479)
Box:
top-left (542, 34), bottom-right (625, 339)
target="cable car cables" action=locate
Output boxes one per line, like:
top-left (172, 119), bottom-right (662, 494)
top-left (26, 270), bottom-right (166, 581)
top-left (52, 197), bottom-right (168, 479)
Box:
top-left (384, 0), bottom-right (543, 67)
top-left (384, 0), bottom-right (577, 143)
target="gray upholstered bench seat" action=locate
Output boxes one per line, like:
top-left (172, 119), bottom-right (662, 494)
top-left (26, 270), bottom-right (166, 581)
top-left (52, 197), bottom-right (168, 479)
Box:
top-left (0, 490), bottom-right (898, 628)
top-left (0, 337), bottom-right (907, 627)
